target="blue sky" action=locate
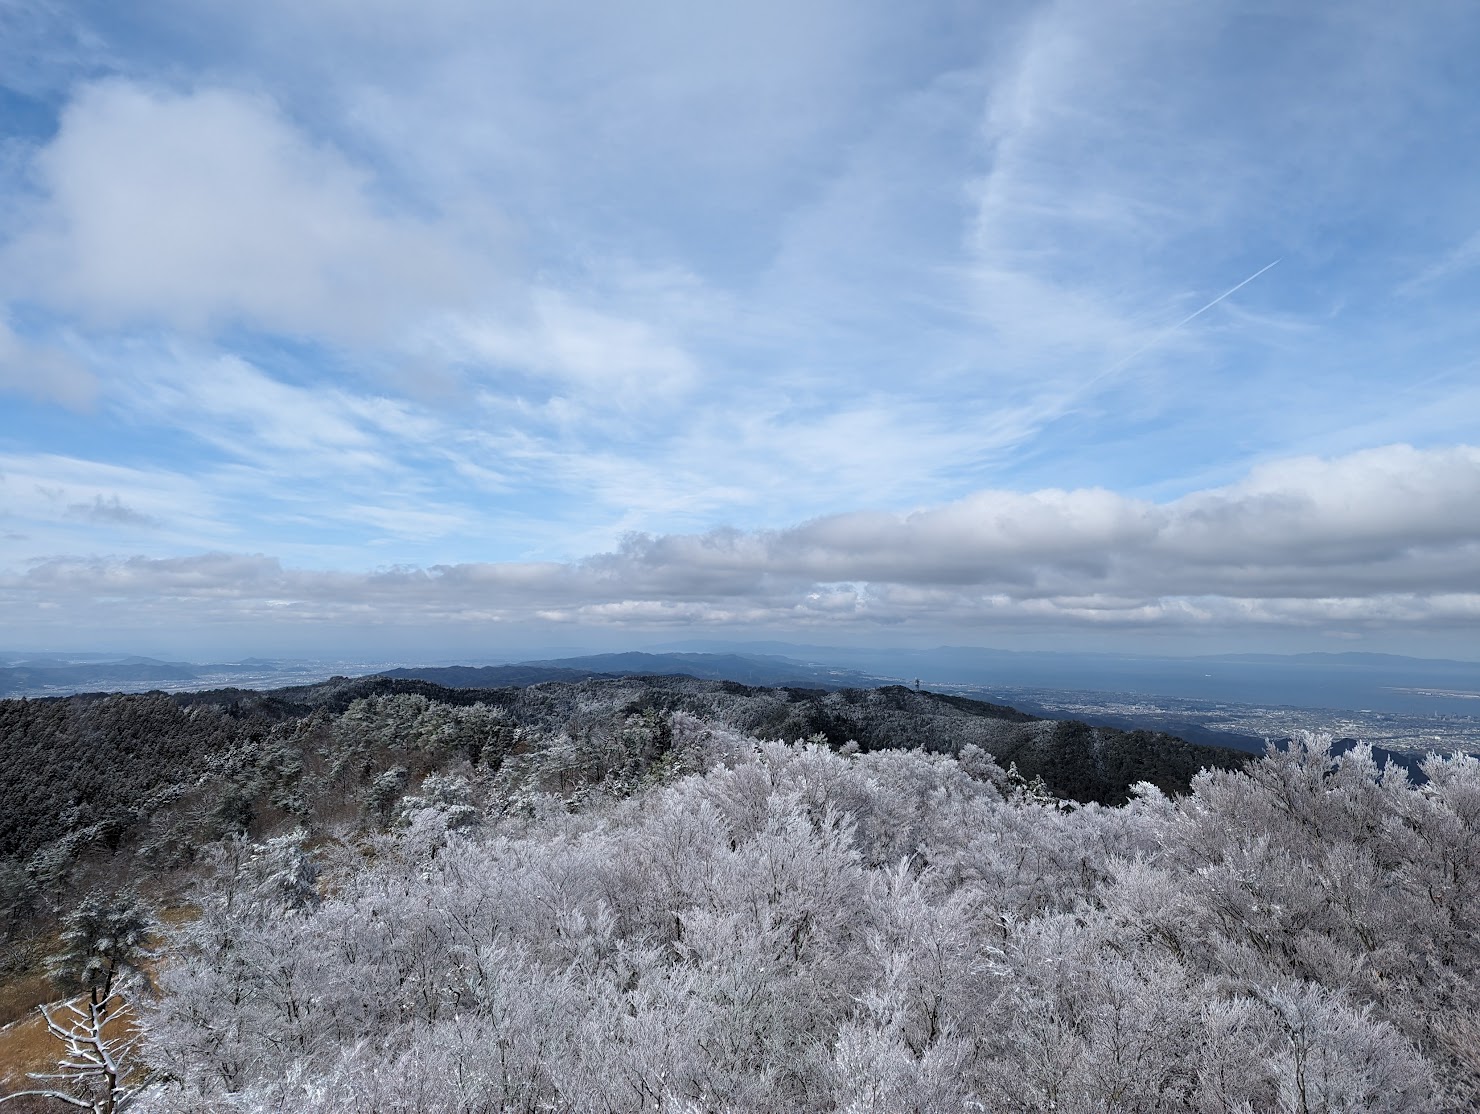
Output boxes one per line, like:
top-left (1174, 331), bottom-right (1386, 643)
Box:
top-left (2, 0), bottom-right (1479, 659)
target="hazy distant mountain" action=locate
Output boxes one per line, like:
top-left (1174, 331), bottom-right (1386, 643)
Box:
top-left (8, 642), bottom-right (1476, 728)
top-left (0, 651), bottom-right (146, 666)
top-left (384, 652), bottom-right (881, 690)
top-left (379, 663), bottom-right (611, 686)
top-left (520, 651), bottom-right (879, 687)
top-left (0, 655), bottom-right (350, 697)
top-left (0, 658), bottom-right (199, 695)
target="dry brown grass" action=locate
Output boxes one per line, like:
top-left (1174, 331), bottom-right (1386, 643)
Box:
top-left (0, 1008), bottom-right (60, 1091)
top-left (0, 935), bottom-right (67, 1095)
top-left (0, 995), bottom-right (143, 1096)
top-left (155, 903), bottom-right (201, 928)
top-left (0, 969), bottom-right (53, 1030)
top-left (0, 913), bottom-right (188, 1100)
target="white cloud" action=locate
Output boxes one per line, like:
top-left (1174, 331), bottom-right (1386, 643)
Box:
top-left (5, 445), bottom-right (1477, 638)
top-left (450, 288), bottom-right (698, 400)
top-left (1166, 445), bottom-right (1480, 562)
top-left (4, 81), bottom-right (494, 340)
top-left (3, 1), bottom-right (1480, 660)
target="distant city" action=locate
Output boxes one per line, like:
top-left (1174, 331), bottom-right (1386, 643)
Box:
top-left (939, 683), bottom-right (1480, 756)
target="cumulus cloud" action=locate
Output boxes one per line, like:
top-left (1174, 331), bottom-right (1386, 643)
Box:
top-left (5, 445), bottom-right (1478, 637)
top-left (3, 80), bottom-right (494, 340)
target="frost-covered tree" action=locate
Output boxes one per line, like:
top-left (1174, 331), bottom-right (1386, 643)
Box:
top-left (0, 993), bottom-right (144, 1113)
top-left (3, 891), bottom-right (154, 1113)
top-left (49, 889), bottom-right (153, 1008)
top-left (134, 730), bottom-right (1477, 1112)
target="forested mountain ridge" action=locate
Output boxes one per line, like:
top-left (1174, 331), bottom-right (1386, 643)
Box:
top-left (0, 660), bottom-right (200, 696)
top-left (0, 675), bottom-right (1249, 869)
top-left (3, 675), bottom-right (1474, 1111)
top-left (381, 650), bottom-right (883, 689)
top-left (0, 675), bottom-right (1243, 1013)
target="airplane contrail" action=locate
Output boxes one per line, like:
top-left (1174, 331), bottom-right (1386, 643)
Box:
top-left (1166, 257), bottom-right (1281, 333)
top-left (1078, 258), bottom-right (1281, 394)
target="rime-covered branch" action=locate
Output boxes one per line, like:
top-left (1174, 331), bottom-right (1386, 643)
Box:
top-left (1, 993), bottom-right (142, 1114)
